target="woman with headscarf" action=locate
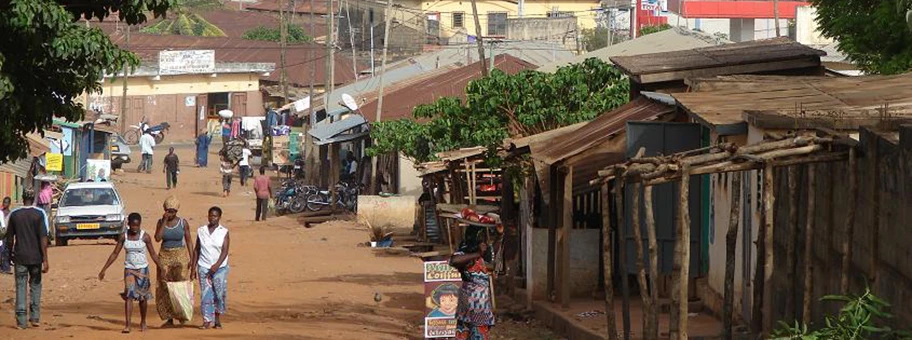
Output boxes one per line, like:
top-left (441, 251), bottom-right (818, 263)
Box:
top-left (195, 132), bottom-right (212, 167)
top-left (153, 196), bottom-right (193, 327)
top-left (449, 225), bottom-right (495, 340)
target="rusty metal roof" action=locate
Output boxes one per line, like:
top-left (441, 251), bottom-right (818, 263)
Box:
top-left (108, 32), bottom-right (357, 87)
top-left (197, 9), bottom-right (328, 38)
top-left (358, 54), bottom-right (538, 122)
top-left (610, 37), bottom-right (825, 84)
top-left (674, 73), bottom-right (912, 134)
top-left (246, 0), bottom-right (337, 15)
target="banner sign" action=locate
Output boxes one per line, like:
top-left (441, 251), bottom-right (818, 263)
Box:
top-left (45, 153), bottom-right (63, 172)
top-left (423, 261), bottom-right (461, 338)
top-left (159, 50), bottom-right (215, 75)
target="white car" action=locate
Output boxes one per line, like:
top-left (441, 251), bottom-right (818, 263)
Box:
top-left (53, 182), bottom-right (125, 246)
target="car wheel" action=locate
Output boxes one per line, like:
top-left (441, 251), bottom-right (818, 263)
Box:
top-left (55, 237), bottom-right (68, 247)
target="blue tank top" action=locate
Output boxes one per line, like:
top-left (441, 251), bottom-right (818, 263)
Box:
top-left (161, 218), bottom-right (185, 249)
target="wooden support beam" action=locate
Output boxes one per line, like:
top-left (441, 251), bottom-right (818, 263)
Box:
top-left (547, 169), bottom-right (557, 302)
top-left (840, 148), bottom-right (858, 294)
top-left (560, 166), bottom-right (572, 308)
top-left (762, 162), bottom-right (775, 335)
top-left (676, 164), bottom-right (692, 340)
top-left (642, 151), bottom-right (847, 186)
top-left (871, 149), bottom-right (881, 283)
top-left (785, 166), bottom-right (799, 321)
top-left (522, 176), bottom-right (535, 310)
top-left (802, 164), bottom-right (816, 325)
top-left (601, 183), bottom-right (619, 340)
top-left (643, 185), bottom-right (659, 340)
top-left (629, 183), bottom-right (652, 337)
top-left (723, 172), bottom-right (742, 340)
top-left (614, 181), bottom-right (632, 340)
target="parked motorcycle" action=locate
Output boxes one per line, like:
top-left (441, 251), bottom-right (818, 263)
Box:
top-left (125, 116), bottom-right (170, 145)
top-left (305, 181), bottom-right (362, 212)
top-left (274, 179), bottom-right (318, 215)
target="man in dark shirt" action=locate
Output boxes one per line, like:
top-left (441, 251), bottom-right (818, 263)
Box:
top-left (5, 189), bottom-right (49, 329)
top-left (163, 147), bottom-right (180, 190)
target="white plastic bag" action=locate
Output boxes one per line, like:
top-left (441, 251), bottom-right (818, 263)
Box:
top-left (166, 280), bottom-right (194, 322)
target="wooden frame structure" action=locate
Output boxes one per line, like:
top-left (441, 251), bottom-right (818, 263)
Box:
top-left (593, 134), bottom-right (854, 339)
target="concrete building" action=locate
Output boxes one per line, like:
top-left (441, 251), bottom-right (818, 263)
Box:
top-left (662, 0), bottom-right (807, 42)
top-left (91, 62), bottom-right (273, 141)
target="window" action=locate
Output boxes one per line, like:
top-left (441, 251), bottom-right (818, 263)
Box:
top-left (487, 12), bottom-right (507, 36)
top-left (452, 12), bottom-right (464, 28)
top-left (547, 11), bottom-right (574, 18)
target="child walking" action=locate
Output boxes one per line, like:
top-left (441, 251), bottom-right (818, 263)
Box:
top-left (98, 213), bottom-right (163, 333)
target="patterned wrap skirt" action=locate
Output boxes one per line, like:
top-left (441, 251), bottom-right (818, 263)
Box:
top-left (156, 247), bottom-right (191, 321)
top-left (123, 267), bottom-right (153, 301)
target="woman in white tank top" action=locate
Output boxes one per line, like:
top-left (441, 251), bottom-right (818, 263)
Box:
top-left (98, 213), bottom-right (163, 333)
top-left (191, 206), bottom-right (231, 329)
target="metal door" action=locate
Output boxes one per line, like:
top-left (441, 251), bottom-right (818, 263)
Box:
top-left (624, 121), bottom-right (703, 276)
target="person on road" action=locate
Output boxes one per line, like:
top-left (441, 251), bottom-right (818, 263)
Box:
top-left (154, 196), bottom-right (193, 327)
top-left (36, 181), bottom-right (53, 219)
top-left (138, 131), bottom-right (156, 174)
top-left (98, 213), bottom-right (164, 333)
top-left (221, 120), bottom-right (231, 145)
top-left (192, 206), bottom-right (231, 329)
top-left (195, 132), bottom-right (212, 168)
top-left (0, 196), bottom-right (12, 274)
top-left (238, 145), bottom-right (252, 187)
top-left (4, 189), bottom-right (50, 329)
top-left (344, 153), bottom-right (358, 182)
top-left (253, 167), bottom-right (272, 222)
top-left (449, 226), bottom-right (495, 340)
top-left (219, 157), bottom-right (234, 198)
top-left (163, 147), bottom-right (180, 190)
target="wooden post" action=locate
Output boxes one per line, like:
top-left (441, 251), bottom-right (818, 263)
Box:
top-left (601, 183), bottom-right (619, 340)
top-left (676, 164), bottom-right (692, 340)
top-left (614, 180), bottom-right (631, 340)
top-left (547, 169), bottom-right (557, 303)
top-left (330, 144), bottom-right (341, 212)
top-left (560, 166), bottom-right (573, 308)
top-left (643, 185), bottom-right (659, 340)
top-left (802, 164), bottom-right (816, 325)
top-left (723, 172), bottom-right (742, 340)
top-left (785, 166), bottom-right (798, 320)
top-left (751, 171), bottom-right (767, 334)
top-left (762, 162), bottom-right (775, 335)
top-left (469, 0), bottom-right (488, 75)
top-left (522, 176), bottom-right (534, 310)
top-left (629, 183), bottom-right (652, 336)
top-left (840, 147), bottom-right (857, 294)
top-left (870, 148), bottom-right (881, 283)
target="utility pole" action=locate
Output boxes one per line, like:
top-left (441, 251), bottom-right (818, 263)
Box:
top-left (773, 0), bottom-right (781, 37)
top-left (120, 25), bottom-right (130, 135)
top-left (328, 0), bottom-right (336, 94)
top-left (370, 26), bottom-right (375, 77)
top-left (325, 0), bottom-right (334, 100)
top-left (345, 0), bottom-right (357, 77)
top-left (280, 0), bottom-right (290, 105)
top-left (371, 0), bottom-right (394, 194)
top-left (470, 0), bottom-right (487, 75)
top-left (305, 0), bottom-right (319, 185)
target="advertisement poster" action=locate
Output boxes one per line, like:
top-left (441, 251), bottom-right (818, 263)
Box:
top-left (423, 261), bottom-right (461, 338)
top-left (86, 159), bottom-right (112, 182)
top-left (45, 153), bottom-right (63, 172)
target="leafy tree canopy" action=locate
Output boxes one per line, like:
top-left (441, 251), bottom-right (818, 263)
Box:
top-left (812, 0), bottom-right (912, 74)
top-left (242, 25), bottom-right (313, 43)
top-left (640, 24), bottom-right (672, 36)
top-left (0, 0), bottom-right (173, 163)
top-left (368, 57), bottom-right (630, 164)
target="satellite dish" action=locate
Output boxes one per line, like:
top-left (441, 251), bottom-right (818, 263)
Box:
top-left (341, 93), bottom-right (358, 111)
top-left (218, 109), bottom-right (234, 119)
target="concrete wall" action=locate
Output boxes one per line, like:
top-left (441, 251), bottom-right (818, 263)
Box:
top-left (338, 4), bottom-right (425, 55)
top-left (398, 154), bottom-right (423, 197)
top-left (531, 227), bottom-right (601, 299)
top-left (507, 17), bottom-right (579, 52)
top-left (358, 194), bottom-right (418, 230)
top-left (420, 0), bottom-right (601, 40)
top-left (795, 6), bottom-right (833, 45)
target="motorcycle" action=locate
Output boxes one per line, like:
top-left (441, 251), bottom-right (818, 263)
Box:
top-left (305, 181), bottom-right (362, 212)
top-left (274, 179), bottom-right (318, 215)
top-left (125, 116), bottom-right (170, 145)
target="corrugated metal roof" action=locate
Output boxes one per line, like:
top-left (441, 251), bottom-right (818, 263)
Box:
top-left (673, 73), bottom-right (912, 132)
top-left (0, 158), bottom-right (31, 178)
top-left (537, 27), bottom-right (729, 73)
top-left (358, 54), bottom-right (538, 122)
top-left (107, 32), bottom-right (358, 87)
top-left (246, 0), bottom-right (337, 15)
top-left (610, 37), bottom-right (825, 79)
top-left (198, 9), bottom-right (328, 38)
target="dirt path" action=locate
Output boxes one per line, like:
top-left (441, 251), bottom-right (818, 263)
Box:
top-left (0, 147), bottom-right (558, 339)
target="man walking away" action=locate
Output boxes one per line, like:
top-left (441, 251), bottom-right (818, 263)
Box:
top-left (0, 196), bottom-right (10, 274)
top-left (5, 189), bottom-right (50, 329)
top-left (253, 167), bottom-right (272, 221)
top-left (239, 146), bottom-right (252, 187)
top-left (164, 147), bottom-right (180, 190)
top-left (138, 131), bottom-right (156, 174)
top-left (220, 157), bottom-right (234, 198)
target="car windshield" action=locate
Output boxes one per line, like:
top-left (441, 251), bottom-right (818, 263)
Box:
top-left (60, 188), bottom-right (119, 207)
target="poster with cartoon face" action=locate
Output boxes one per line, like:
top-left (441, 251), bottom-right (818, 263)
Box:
top-left (423, 261), bottom-right (462, 338)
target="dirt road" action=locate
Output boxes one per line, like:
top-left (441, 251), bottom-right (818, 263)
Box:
top-left (0, 147), bottom-right (558, 340)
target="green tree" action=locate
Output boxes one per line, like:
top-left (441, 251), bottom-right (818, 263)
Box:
top-left (140, 0), bottom-right (225, 36)
top-left (369, 57), bottom-right (630, 164)
top-left (581, 27), bottom-right (609, 52)
top-left (772, 288), bottom-right (912, 340)
top-left (0, 0), bottom-right (173, 163)
top-left (242, 25), bottom-right (313, 43)
top-left (811, 0), bottom-right (912, 74)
